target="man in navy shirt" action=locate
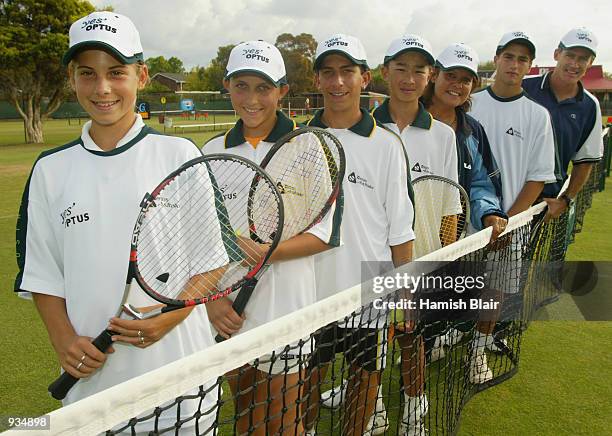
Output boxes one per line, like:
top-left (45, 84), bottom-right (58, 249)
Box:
top-left (523, 27), bottom-right (603, 220)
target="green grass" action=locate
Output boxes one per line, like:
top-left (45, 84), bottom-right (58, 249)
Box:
top-left (458, 322), bottom-right (612, 436)
top-left (1, 119), bottom-right (611, 434)
top-left (0, 114), bottom-right (311, 149)
top-left (457, 179), bottom-right (612, 435)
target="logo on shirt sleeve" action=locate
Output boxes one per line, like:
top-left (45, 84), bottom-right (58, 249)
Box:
top-left (60, 202), bottom-right (90, 228)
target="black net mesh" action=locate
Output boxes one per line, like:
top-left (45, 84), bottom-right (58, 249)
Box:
top-left (43, 130), bottom-right (611, 436)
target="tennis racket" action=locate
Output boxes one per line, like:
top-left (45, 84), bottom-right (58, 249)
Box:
top-left (412, 175), bottom-right (470, 259)
top-left (215, 126), bottom-right (345, 342)
top-left (49, 154), bottom-right (284, 400)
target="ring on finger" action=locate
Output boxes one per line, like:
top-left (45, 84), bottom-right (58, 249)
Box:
top-left (139, 336), bottom-right (145, 345)
top-left (80, 354), bottom-right (86, 362)
top-left (137, 330), bottom-right (143, 338)
top-left (76, 362), bottom-right (84, 371)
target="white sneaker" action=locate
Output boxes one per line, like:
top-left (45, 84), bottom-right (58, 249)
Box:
top-left (445, 328), bottom-right (464, 346)
top-left (467, 350), bottom-right (494, 384)
top-left (429, 335), bottom-right (446, 362)
top-left (485, 335), bottom-right (508, 353)
top-left (320, 379), bottom-right (347, 409)
top-left (364, 395), bottom-right (389, 435)
top-left (399, 393), bottom-right (428, 435)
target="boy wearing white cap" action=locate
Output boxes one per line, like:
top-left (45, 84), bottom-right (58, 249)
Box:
top-left (523, 27), bottom-right (602, 220)
top-left (370, 33), bottom-right (458, 435)
top-left (469, 31), bottom-right (557, 383)
top-left (471, 30), bottom-right (556, 220)
top-left (302, 33), bottom-right (415, 436)
top-left (202, 40), bottom-right (342, 436)
top-left (374, 35), bottom-right (458, 196)
top-left (15, 11), bottom-right (220, 433)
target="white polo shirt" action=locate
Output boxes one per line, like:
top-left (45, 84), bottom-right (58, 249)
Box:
top-left (373, 100), bottom-right (458, 183)
top-left (470, 87), bottom-right (557, 212)
top-left (203, 111), bottom-right (342, 353)
top-left (373, 100), bottom-right (460, 257)
top-left (307, 109), bottom-right (415, 302)
top-left (15, 116), bottom-right (219, 429)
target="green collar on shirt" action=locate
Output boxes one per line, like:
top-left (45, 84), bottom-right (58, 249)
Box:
top-left (307, 108), bottom-right (376, 137)
top-left (224, 110), bottom-right (297, 148)
top-left (371, 99), bottom-right (433, 130)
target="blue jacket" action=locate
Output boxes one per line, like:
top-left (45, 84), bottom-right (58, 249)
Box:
top-left (455, 109), bottom-right (507, 230)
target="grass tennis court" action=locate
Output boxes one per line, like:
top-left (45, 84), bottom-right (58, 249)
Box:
top-left (0, 118), bottom-right (610, 434)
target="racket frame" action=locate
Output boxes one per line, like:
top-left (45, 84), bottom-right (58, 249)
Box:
top-left (130, 153), bottom-right (284, 310)
top-left (412, 174), bottom-right (471, 241)
top-left (48, 154), bottom-right (283, 399)
top-left (216, 127), bottom-right (346, 342)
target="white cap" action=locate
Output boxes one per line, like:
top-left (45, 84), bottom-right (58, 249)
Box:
top-left (560, 27), bottom-right (597, 57)
top-left (384, 34), bottom-right (434, 65)
top-left (314, 34), bottom-right (369, 70)
top-left (63, 11), bottom-right (143, 65)
top-left (496, 31), bottom-right (536, 58)
top-left (435, 43), bottom-right (479, 78)
top-left (225, 40), bottom-right (287, 86)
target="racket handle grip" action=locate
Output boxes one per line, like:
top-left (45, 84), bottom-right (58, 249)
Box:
top-left (48, 330), bottom-right (114, 400)
top-left (214, 280), bottom-right (257, 343)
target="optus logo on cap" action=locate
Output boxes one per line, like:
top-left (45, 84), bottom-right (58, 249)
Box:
top-left (496, 30), bottom-right (536, 58)
top-left (435, 43), bottom-right (479, 77)
top-left (225, 40), bottom-right (287, 86)
top-left (384, 34), bottom-right (434, 65)
top-left (79, 16), bottom-right (116, 34)
top-left (239, 47), bottom-right (270, 64)
top-left (560, 27), bottom-right (598, 56)
top-left (315, 34), bottom-right (369, 70)
top-left (511, 31), bottom-right (529, 40)
top-left (63, 11), bottom-right (143, 65)
top-left (401, 37), bottom-right (425, 49)
top-left (454, 48), bottom-right (473, 62)
top-left (576, 32), bottom-right (593, 43)
top-left (325, 36), bottom-right (349, 48)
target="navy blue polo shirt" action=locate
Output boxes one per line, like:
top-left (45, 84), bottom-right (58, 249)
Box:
top-left (523, 72), bottom-right (602, 197)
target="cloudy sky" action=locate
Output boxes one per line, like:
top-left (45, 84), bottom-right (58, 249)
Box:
top-left (90, 0), bottom-right (611, 72)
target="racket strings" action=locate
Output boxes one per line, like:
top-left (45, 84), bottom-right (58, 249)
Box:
top-left (412, 176), bottom-right (469, 259)
top-left (263, 130), bottom-right (342, 240)
top-left (135, 158), bottom-right (281, 302)
top-left (137, 168), bottom-right (240, 296)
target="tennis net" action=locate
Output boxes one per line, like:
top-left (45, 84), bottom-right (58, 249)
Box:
top-left (13, 128), bottom-right (610, 436)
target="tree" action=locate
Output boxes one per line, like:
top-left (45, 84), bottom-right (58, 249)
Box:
top-left (0, 0), bottom-right (95, 143)
top-left (184, 66), bottom-right (205, 91)
top-left (146, 55), bottom-right (185, 77)
top-left (201, 44), bottom-right (235, 91)
top-left (478, 60), bottom-right (496, 71)
top-left (368, 64), bottom-right (388, 94)
top-left (275, 33), bottom-right (317, 95)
